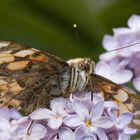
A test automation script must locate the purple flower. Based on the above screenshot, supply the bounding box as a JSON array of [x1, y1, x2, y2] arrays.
[[0, 108, 21, 121], [0, 92, 137, 140], [58, 127, 75, 140], [13, 123, 47, 140], [64, 100, 114, 140], [74, 126, 98, 140], [0, 108, 48, 140], [30, 98, 69, 130], [0, 118, 13, 140], [0, 108, 22, 140], [95, 60, 133, 84], [115, 112, 133, 129], [96, 14, 140, 91], [106, 111, 136, 139]]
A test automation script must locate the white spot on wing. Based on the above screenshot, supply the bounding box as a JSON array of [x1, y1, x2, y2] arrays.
[[14, 49, 35, 57], [31, 48, 39, 51], [0, 42, 10, 48]]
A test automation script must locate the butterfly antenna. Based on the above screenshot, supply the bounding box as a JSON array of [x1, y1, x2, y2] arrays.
[[92, 41, 140, 59], [103, 41, 140, 54], [73, 24, 81, 43]]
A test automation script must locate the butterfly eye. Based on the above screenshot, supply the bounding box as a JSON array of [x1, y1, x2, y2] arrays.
[[85, 62, 90, 69], [78, 63, 85, 70]]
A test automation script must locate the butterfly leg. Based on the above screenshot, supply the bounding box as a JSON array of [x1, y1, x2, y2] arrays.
[[89, 76, 94, 101], [70, 67, 79, 92], [81, 74, 90, 91], [27, 120, 34, 135]]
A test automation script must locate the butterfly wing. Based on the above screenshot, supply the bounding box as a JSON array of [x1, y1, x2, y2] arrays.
[[86, 73, 140, 114], [0, 41, 69, 114]]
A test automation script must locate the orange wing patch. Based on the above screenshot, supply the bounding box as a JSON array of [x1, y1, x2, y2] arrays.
[[0, 53, 15, 64], [28, 53, 49, 62], [8, 81, 23, 93], [7, 61, 30, 70], [100, 83, 129, 102], [0, 79, 8, 92]]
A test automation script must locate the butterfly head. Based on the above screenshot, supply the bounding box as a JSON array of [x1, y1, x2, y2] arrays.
[[67, 58, 95, 74], [77, 58, 95, 74], [67, 58, 95, 91]]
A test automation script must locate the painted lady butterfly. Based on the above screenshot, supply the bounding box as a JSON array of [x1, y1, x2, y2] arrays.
[[0, 41, 140, 119]]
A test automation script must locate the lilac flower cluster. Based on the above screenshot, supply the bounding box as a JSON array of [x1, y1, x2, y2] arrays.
[[0, 93, 136, 140], [95, 14, 140, 91]]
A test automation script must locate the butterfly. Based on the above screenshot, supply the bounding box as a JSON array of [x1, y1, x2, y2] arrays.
[[0, 41, 140, 121]]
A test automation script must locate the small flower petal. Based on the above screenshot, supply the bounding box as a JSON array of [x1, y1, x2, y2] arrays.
[[123, 127, 137, 135], [10, 109, 22, 119], [0, 109, 10, 121], [93, 117, 114, 129], [102, 35, 117, 51], [128, 15, 140, 30], [59, 127, 75, 140], [96, 128, 108, 140], [74, 126, 91, 140], [64, 115, 83, 128], [48, 116, 63, 130], [133, 77, 140, 91], [90, 101, 104, 120], [111, 69, 133, 84], [99, 51, 118, 61], [29, 124, 47, 139], [30, 108, 52, 120], [73, 100, 89, 120], [0, 118, 11, 131], [51, 98, 67, 113], [113, 28, 130, 35], [118, 134, 131, 140], [117, 112, 133, 128], [95, 61, 111, 78], [81, 134, 97, 140], [0, 131, 11, 140]]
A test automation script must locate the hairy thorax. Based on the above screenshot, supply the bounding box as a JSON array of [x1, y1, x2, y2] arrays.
[[67, 58, 95, 92]]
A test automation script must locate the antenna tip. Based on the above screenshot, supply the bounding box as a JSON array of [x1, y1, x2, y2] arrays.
[[73, 24, 77, 29]]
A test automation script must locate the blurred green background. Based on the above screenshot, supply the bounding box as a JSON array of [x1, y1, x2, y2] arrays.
[[1, 0, 140, 62], [0, 0, 140, 139]]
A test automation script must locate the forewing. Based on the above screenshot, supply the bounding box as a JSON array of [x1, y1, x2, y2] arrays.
[[0, 41, 68, 114], [87, 73, 140, 114], [0, 41, 67, 68]]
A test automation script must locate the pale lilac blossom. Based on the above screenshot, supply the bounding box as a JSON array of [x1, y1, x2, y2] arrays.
[[58, 127, 75, 140], [0, 93, 137, 140], [64, 100, 114, 140], [95, 14, 140, 91], [0, 109, 47, 140], [30, 98, 69, 130], [95, 60, 133, 84], [13, 123, 47, 140]]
